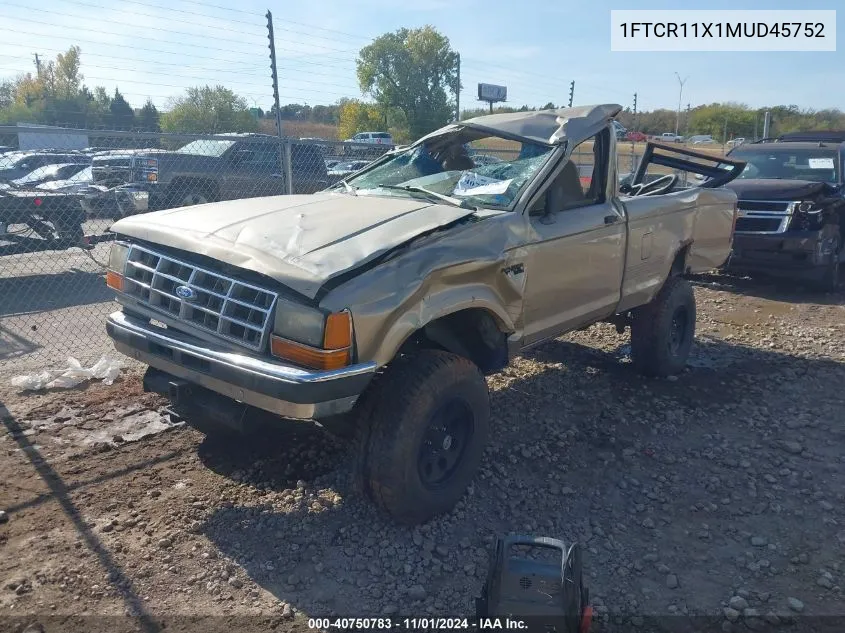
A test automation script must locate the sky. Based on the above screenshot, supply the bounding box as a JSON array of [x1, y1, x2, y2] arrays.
[[0, 0, 842, 114]]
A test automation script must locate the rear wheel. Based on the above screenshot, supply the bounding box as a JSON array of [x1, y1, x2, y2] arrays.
[[630, 276, 696, 377], [353, 349, 490, 525]]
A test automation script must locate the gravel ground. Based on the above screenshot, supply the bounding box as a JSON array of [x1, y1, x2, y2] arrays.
[[1, 274, 844, 632]]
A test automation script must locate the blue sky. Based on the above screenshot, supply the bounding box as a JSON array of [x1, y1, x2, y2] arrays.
[[0, 0, 842, 113]]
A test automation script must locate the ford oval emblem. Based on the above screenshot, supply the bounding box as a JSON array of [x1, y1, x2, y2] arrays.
[[175, 285, 197, 301]]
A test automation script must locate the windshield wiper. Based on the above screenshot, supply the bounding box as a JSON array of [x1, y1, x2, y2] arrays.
[[334, 179, 358, 195], [376, 184, 476, 210]]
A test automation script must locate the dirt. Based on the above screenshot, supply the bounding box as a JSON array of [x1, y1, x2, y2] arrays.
[[1, 273, 844, 633]]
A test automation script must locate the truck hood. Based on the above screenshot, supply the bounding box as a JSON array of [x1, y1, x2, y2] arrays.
[[110, 193, 474, 300], [726, 179, 838, 200]]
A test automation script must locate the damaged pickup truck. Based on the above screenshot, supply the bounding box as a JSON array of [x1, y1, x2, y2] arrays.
[[104, 104, 744, 525]]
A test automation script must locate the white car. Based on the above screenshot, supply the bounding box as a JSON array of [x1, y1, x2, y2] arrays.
[[726, 137, 746, 147], [688, 135, 715, 145], [345, 132, 393, 146]]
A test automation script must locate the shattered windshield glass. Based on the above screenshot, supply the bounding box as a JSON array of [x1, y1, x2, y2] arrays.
[[340, 128, 555, 210]]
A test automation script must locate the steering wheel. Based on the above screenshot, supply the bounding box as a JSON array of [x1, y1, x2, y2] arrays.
[[627, 174, 678, 197]]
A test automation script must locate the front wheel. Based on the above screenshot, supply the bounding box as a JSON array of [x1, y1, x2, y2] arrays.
[[630, 276, 696, 377], [353, 349, 490, 525], [818, 237, 841, 292]]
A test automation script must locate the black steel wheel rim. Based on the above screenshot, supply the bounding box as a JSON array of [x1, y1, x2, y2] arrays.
[[668, 305, 689, 356], [417, 398, 474, 490]]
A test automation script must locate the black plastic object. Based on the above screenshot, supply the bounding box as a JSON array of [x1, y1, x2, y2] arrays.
[[476, 535, 592, 633]]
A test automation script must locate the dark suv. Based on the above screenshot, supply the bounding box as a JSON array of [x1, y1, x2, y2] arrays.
[[725, 131, 845, 290], [115, 134, 329, 215]]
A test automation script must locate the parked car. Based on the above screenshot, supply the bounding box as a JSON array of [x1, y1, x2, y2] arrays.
[[658, 132, 684, 143], [113, 134, 330, 215], [688, 135, 716, 145], [327, 160, 371, 181], [35, 166, 93, 193], [103, 103, 744, 525], [91, 148, 166, 189], [625, 131, 647, 143], [725, 134, 845, 289], [2, 162, 90, 190], [726, 137, 746, 148], [0, 152, 90, 182], [345, 131, 393, 146]]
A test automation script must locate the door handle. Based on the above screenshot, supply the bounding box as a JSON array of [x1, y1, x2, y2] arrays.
[[604, 214, 620, 224]]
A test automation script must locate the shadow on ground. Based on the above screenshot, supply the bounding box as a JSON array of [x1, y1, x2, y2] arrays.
[[691, 271, 844, 306], [0, 268, 112, 317], [198, 332, 845, 619]]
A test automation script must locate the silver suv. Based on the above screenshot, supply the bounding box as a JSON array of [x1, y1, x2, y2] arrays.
[[346, 131, 393, 145]]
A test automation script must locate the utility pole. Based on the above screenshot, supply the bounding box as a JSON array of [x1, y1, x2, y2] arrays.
[[568, 81, 575, 108], [455, 53, 461, 123], [633, 92, 637, 130], [266, 11, 290, 193], [685, 103, 691, 136], [762, 110, 771, 138], [34, 53, 42, 77], [674, 72, 688, 136]]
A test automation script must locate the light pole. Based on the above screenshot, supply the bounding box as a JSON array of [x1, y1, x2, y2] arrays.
[[674, 72, 688, 136]]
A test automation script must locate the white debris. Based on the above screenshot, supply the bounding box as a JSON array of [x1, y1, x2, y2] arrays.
[[10, 356, 123, 391]]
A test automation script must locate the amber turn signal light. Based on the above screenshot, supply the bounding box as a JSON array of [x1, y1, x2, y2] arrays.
[[270, 335, 350, 371], [323, 311, 352, 350], [105, 271, 124, 291]]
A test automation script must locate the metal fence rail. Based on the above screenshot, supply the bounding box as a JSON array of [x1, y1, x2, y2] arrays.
[[0, 125, 640, 374]]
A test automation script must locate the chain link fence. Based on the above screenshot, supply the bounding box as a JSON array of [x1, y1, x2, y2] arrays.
[[0, 124, 640, 375]]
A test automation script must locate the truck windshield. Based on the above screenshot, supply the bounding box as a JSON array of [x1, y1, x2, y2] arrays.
[[176, 140, 236, 157], [338, 129, 554, 210], [730, 148, 839, 184]]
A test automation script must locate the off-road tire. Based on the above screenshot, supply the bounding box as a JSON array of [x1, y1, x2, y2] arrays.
[[630, 276, 696, 377], [352, 349, 490, 525]]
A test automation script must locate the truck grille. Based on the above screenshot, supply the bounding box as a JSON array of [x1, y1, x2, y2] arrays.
[[122, 244, 277, 351], [735, 200, 796, 234]]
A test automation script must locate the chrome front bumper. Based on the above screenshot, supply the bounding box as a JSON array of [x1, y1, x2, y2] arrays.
[[106, 310, 377, 420]]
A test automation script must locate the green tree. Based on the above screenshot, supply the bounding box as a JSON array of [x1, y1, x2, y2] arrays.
[[135, 99, 160, 132], [109, 88, 135, 129], [356, 25, 458, 139], [160, 85, 257, 133]]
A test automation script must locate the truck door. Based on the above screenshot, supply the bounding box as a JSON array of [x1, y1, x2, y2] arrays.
[[522, 130, 626, 345]]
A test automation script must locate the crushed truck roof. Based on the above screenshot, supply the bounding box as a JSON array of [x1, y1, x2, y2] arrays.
[[458, 103, 624, 147]]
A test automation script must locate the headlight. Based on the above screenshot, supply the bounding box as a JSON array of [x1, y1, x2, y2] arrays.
[[273, 298, 326, 348], [271, 301, 353, 370], [105, 241, 130, 291], [798, 201, 819, 213]]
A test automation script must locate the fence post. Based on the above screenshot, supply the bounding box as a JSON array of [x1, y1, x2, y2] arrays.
[[284, 141, 293, 195]]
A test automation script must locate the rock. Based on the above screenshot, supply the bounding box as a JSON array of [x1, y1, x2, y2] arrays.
[[787, 597, 804, 613], [383, 605, 398, 615], [763, 613, 780, 626], [102, 523, 114, 533], [781, 441, 802, 455], [157, 538, 172, 549], [227, 577, 243, 589], [22, 624, 44, 633], [743, 608, 760, 618], [817, 576, 833, 589], [820, 501, 834, 512], [0, 511, 8, 524], [729, 596, 749, 610], [750, 536, 767, 547], [723, 608, 740, 622], [642, 518, 655, 529], [407, 585, 427, 601], [282, 603, 293, 619], [666, 574, 679, 589]]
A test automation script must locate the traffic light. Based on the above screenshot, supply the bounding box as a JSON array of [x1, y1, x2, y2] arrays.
[[568, 81, 575, 108]]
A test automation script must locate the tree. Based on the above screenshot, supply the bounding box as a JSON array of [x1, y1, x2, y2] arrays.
[[54, 46, 83, 100], [338, 99, 383, 140], [109, 88, 135, 129], [160, 85, 257, 133], [356, 26, 458, 139]]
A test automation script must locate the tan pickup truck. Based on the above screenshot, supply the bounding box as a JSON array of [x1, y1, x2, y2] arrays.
[[104, 104, 745, 525]]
